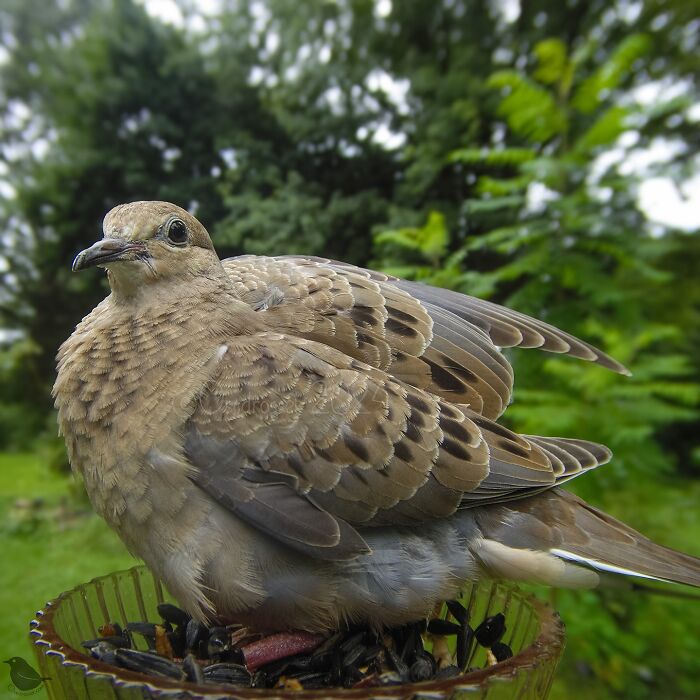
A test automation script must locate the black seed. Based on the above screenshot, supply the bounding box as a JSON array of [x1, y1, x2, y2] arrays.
[[157, 603, 190, 627], [257, 656, 292, 679], [410, 654, 434, 682], [475, 613, 506, 647], [294, 671, 330, 688], [339, 630, 366, 654], [491, 642, 513, 662], [82, 635, 130, 649], [115, 648, 184, 680], [262, 653, 314, 676], [126, 621, 157, 637], [310, 631, 344, 665], [88, 605, 513, 690], [446, 599, 468, 625], [435, 665, 461, 680], [125, 622, 156, 650], [286, 654, 316, 672], [457, 624, 474, 670], [361, 644, 384, 665], [203, 661, 251, 685], [250, 670, 268, 687], [427, 618, 462, 635], [167, 627, 186, 658], [183, 653, 204, 684], [342, 643, 365, 669], [400, 626, 418, 662], [89, 641, 118, 664], [386, 647, 409, 680], [185, 618, 207, 651], [208, 628, 230, 659]]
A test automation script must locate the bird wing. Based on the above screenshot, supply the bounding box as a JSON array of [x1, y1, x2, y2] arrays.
[[222, 255, 628, 421], [185, 333, 610, 560]]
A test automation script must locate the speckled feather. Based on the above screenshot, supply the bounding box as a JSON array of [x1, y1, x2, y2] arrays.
[[54, 201, 700, 630]]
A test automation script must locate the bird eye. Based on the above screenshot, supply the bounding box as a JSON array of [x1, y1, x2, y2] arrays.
[[166, 219, 188, 245]]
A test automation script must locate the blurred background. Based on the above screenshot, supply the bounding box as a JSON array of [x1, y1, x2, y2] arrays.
[[0, 0, 699, 697]]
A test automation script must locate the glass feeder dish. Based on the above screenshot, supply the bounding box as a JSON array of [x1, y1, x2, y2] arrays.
[[31, 565, 565, 699]]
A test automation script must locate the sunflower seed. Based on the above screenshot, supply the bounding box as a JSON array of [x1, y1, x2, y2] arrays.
[[203, 661, 251, 685], [185, 618, 207, 652], [446, 599, 468, 626], [409, 653, 434, 682], [457, 624, 474, 670], [115, 648, 184, 680], [491, 641, 513, 662], [182, 653, 204, 684], [156, 603, 190, 628], [427, 618, 462, 635], [81, 635, 130, 649], [474, 613, 506, 647]]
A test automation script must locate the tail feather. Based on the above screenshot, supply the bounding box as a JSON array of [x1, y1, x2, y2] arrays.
[[474, 487, 700, 589], [548, 496, 700, 588]]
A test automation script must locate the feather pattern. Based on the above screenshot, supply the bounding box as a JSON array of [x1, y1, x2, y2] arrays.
[[53, 202, 700, 630]]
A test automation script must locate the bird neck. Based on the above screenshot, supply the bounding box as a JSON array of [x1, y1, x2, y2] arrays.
[[53, 269, 262, 513]]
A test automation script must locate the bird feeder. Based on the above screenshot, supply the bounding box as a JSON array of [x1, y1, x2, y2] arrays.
[[30, 565, 564, 699]]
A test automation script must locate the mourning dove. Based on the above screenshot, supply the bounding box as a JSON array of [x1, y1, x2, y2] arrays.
[[54, 201, 700, 631]]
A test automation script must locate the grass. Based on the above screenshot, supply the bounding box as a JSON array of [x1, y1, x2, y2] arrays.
[[1, 452, 699, 699], [0, 453, 133, 699]]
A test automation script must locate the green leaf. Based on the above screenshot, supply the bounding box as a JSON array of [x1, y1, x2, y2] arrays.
[[447, 147, 537, 166], [488, 70, 568, 142], [375, 211, 449, 261], [462, 195, 524, 215], [572, 34, 651, 113], [533, 38, 572, 92], [575, 106, 630, 151], [475, 175, 531, 196]]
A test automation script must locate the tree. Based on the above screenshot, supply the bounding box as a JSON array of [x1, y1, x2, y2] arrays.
[[373, 29, 700, 698], [0, 0, 241, 445]]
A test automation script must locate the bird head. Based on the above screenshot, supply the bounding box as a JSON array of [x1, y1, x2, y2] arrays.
[[72, 201, 220, 295], [4, 657, 21, 666]]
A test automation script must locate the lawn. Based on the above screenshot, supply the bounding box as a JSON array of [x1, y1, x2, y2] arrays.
[[0, 453, 133, 700], [1, 452, 699, 699]]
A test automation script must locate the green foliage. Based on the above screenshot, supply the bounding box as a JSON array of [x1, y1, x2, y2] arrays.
[[0, 452, 133, 693], [374, 26, 700, 697], [488, 70, 568, 142], [0, 1, 699, 697], [572, 34, 652, 113], [375, 211, 449, 263]]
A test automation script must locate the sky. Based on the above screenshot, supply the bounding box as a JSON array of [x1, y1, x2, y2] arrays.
[[137, 0, 700, 233]]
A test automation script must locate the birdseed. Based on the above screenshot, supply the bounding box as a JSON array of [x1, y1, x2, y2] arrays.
[[83, 600, 513, 690]]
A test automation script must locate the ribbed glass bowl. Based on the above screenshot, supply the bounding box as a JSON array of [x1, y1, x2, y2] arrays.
[[30, 565, 564, 699]]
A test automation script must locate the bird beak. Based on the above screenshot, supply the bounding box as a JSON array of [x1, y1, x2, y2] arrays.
[[72, 238, 148, 271]]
